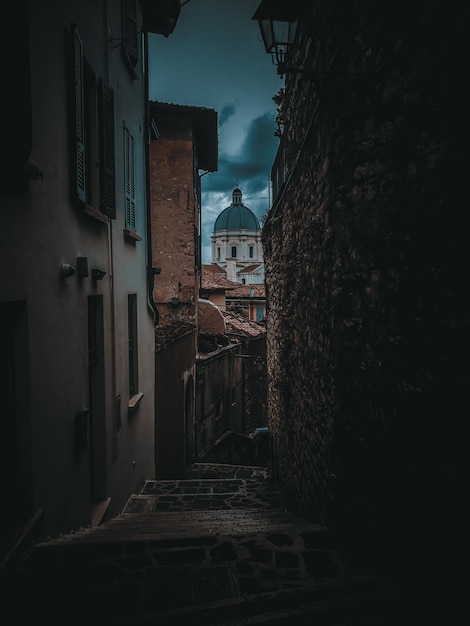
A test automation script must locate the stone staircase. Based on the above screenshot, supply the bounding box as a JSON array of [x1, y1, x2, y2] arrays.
[[3, 464, 403, 624]]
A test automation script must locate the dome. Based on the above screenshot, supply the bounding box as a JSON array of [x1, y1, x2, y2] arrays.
[[213, 188, 260, 232]]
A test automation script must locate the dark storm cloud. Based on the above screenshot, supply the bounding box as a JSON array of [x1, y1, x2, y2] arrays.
[[219, 104, 237, 127], [204, 112, 278, 196], [200, 112, 278, 261]]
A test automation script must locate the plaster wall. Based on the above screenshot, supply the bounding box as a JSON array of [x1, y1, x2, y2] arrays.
[[0, 0, 156, 540]]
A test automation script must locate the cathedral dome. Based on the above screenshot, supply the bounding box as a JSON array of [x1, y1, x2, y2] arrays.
[[213, 188, 260, 232]]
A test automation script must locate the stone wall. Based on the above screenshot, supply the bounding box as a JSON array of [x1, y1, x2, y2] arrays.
[[263, 1, 462, 553]]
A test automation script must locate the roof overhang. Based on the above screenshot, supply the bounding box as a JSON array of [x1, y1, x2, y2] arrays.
[[141, 0, 181, 37], [150, 101, 218, 172]]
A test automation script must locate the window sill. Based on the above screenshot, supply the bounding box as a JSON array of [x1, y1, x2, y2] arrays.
[[124, 228, 142, 242], [86, 204, 109, 224], [128, 392, 144, 410]]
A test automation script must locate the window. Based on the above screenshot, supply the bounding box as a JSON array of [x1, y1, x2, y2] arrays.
[[121, 0, 139, 79], [128, 294, 138, 398], [124, 125, 136, 232], [231, 246, 237, 258], [71, 25, 116, 220], [217, 247, 221, 260], [249, 246, 254, 258]]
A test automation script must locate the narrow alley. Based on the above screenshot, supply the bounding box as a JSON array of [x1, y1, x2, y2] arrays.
[[2, 462, 403, 625]]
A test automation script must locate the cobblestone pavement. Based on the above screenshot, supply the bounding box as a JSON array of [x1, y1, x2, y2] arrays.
[[3, 463, 402, 624]]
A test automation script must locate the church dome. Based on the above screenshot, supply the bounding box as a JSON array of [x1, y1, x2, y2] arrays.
[[213, 188, 260, 232]]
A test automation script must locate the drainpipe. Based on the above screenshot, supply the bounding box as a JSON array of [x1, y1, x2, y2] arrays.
[[143, 29, 159, 324]]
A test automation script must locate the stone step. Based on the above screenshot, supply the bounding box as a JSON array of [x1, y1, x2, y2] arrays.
[[36, 508, 329, 544]]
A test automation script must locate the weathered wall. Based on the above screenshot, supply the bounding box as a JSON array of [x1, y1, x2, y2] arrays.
[[195, 348, 244, 458], [263, 1, 462, 560], [149, 108, 198, 325], [195, 331, 267, 461], [155, 330, 196, 479]]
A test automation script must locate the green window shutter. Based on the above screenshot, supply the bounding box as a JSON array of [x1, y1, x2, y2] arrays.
[[121, 0, 138, 75], [73, 25, 86, 204], [124, 126, 136, 231], [99, 80, 116, 218]]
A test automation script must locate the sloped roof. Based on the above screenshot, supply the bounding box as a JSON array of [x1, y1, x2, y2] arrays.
[[202, 263, 225, 275], [154, 321, 196, 351], [226, 284, 266, 298], [149, 101, 218, 172], [222, 310, 266, 338], [238, 263, 264, 274], [201, 265, 238, 291]]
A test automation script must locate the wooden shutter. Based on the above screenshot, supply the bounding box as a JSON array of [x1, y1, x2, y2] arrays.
[[124, 126, 136, 231], [99, 80, 116, 218], [122, 0, 138, 74], [73, 26, 86, 204]]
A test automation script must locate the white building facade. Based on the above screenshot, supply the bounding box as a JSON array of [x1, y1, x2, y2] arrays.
[[211, 187, 264, 284]]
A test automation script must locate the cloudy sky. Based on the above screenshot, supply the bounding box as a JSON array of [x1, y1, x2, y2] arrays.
[[148, 0, 283, 263]]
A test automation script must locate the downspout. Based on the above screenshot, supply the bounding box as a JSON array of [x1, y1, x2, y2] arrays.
[[143, 29, 159, 324], [103, 1, 118, 458]]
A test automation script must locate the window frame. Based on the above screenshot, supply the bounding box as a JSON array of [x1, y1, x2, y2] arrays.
[[124, 124, 138, 236], [121, 0, 139, 79], [70, 24, 116, 220]]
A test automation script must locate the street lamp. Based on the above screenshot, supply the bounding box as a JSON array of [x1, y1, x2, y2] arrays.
[[252, 1, 355, 80], [252, 0, 300, 74]]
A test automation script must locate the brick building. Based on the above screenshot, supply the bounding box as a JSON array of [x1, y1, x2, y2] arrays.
[[148, 101, 217, 477]]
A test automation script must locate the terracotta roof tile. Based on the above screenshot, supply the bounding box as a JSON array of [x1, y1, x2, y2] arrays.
[[201, 265, 238, 290], [226, 284, 265, 298], [154, 321, 196, 350], [222, 310, 266, 338], [238, 263, 264, 273]]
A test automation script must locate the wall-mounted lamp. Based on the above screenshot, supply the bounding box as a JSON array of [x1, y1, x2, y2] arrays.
[[92, 269, 107, 281], [253, 1, 355, 79], [252, 1, 299, 74], [61, 263, 76, 278]]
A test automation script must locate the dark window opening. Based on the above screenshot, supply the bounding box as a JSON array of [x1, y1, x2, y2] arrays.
[[128, 294, 138, 397]]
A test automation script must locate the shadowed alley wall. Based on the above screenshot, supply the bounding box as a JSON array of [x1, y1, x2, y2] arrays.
[[262, 1, 462, 579]]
